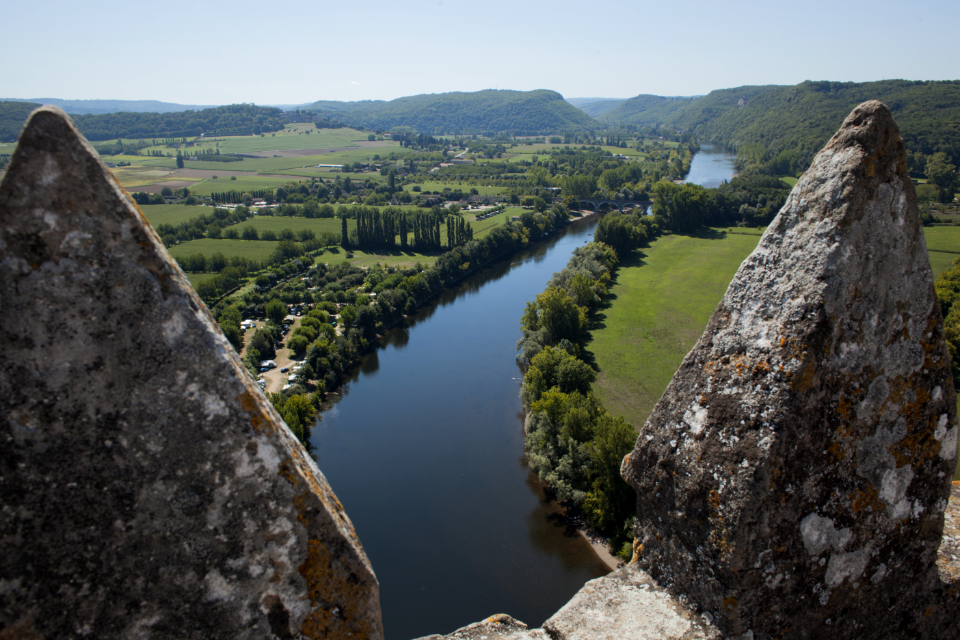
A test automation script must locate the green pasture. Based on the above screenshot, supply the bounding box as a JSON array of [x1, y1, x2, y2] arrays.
[[187, 175, 298, 196], [467, 210, 512, 239], [597, 145, 646, 158], [587, 225, 960, 430], [139, 204, 206, 226], [923, 226, 960, 254], [407, 182, 505, 195], [330, 248, 440, 270], [585, 231, 762, 428], [168, 239, 279, 262], [185, 272, 219, 288], [779, 176, 799, 187], [237, 217, 345, 236]]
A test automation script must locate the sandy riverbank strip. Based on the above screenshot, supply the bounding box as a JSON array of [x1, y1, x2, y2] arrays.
[[578, 530, 622, 571]]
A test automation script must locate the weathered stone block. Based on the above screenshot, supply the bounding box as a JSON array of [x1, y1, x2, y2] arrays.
[[622, 101, 960, 638], [0, 107, 383, 638]]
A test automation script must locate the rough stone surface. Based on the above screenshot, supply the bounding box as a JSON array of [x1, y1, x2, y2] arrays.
[[937, 482, 960, 582], [542, 564, 719, 640], [0, 107, 383, 638], [622, 100, 960, 638], [418, 565, 718, 640]]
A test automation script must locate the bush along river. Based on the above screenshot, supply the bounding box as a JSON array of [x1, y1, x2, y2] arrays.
[[311, 215, 610, 639]]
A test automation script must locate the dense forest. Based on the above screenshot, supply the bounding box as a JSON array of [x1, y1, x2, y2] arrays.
[[600, 80, 960, 174], [0, 103, 287, 142], [564, 98, 626, 118], [0, 98, 215, 115], [305, 90, 598, 136], [0, 101, 42, 142]]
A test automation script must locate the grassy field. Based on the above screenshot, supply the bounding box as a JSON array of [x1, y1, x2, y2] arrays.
[[406, 182, 506, 195], [168, 239, 279, 262], [923, 226, 960, 253], [187, 175, 305, 196], [139, 204, 206, 226], [586, 232, 761, 429], [185, 272, 219, 288], [780, 176, 799, 187], [588, 226, 960, 457]]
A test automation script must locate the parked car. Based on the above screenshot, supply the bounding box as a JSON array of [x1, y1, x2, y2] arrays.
[[281, 367, 289, 373]]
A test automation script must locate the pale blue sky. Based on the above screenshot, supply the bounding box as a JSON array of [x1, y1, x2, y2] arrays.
[[4, 0, 957, 105]]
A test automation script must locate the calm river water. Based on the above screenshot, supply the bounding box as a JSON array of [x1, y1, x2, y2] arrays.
[[312, 218, 610, 639], [312, 147, 737, 638], [685, 143, 737, 188]]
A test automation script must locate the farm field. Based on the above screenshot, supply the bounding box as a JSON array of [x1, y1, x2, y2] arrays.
[[923, 225, 960, 254], [185, 272, 219, 288], [168, 239, 279, 263], [588, 225, 960, 432], [586, 231, 761, 430], [188, 175, 307, 196], [406, 182, 506, 195], [139, 204, 207, 226]]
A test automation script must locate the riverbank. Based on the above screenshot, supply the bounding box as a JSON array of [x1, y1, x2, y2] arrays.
[[312, 215, 610, 639]]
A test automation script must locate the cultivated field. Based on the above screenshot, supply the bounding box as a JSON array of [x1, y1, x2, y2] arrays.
[[139, 204, 207, 226], [587, 225, 960, 472], [406, 182, 506, 195], [168, 239, 279, 262], [586, 231, 761, 429]]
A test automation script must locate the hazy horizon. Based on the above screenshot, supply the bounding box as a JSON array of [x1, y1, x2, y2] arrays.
[[4, 0, 958, 105]]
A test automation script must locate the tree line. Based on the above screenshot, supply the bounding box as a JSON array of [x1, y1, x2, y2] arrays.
[[517, 211, 659, 559]]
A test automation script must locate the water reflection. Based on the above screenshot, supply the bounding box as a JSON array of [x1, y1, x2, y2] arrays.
[[311, 216, 608, 639], [686, 143, 738, 188]]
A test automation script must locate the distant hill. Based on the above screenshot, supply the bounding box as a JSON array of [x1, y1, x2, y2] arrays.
[[0, 103, 287, 142], [601, 80, 960, 168], [599, 93, 712, 127], [565, 97, 626, 118], [0, 101, 42, 142], [0, 98, 217, 115], [304, 89, 598, 134]]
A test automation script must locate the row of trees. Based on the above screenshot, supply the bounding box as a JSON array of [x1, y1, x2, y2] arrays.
[[516, 228, 656, 557], [210, 189, 274, 204]]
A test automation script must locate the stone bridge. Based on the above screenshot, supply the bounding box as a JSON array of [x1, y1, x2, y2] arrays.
[[575, 198, 651, 212]]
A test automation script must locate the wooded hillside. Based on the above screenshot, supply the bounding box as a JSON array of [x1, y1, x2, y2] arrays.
[[306, 90, 598, 135], [601, 80, 960, 169]]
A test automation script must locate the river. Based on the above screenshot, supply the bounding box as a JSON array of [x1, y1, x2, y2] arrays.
[[312, 218, 610, 639], [311, 148, 737, 638], [685, 143, 737, 188]]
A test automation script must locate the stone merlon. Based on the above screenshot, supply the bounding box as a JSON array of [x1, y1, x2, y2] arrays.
[[0, 107, 383, 639]]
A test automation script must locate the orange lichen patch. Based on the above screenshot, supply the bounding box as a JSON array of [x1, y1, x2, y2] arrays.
[[723, 597, 739, 613], [889, 404, 939, 469], [953, 481, 960, 487], [753, 360, 772, 376], [298, 540, 376, 640], [835, 397, 854, 422], [632, 539, 643, 564], [790, 356, 818, 393], [486, 614, 514, 625], [828, 441, 847, 462], [238, 391, 274, 434], [851, 486, 883, 514]]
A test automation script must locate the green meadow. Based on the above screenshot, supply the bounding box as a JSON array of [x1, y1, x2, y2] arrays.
[[407, 182, 506, 195], [168, 239, 279, 262], [586, 232, 761, 429], [587, 225, 960, 431], [187, 176, 305, 196], [139, 204, 206, 226]]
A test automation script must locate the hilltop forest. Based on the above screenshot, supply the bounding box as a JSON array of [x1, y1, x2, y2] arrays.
[[0, 103, 286, 142], [599, 80, 960, 175], [304, 90, 597, 136]]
